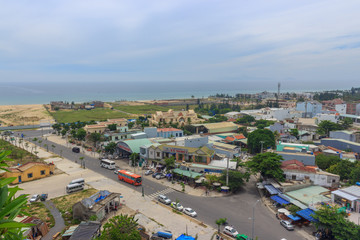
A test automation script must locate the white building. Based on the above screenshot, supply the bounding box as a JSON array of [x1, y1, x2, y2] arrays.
[[314, 113, 340, 124], [335, 104, 347, 114]]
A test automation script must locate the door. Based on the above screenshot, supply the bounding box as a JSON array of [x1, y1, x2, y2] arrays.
[[18, 176, 22, 183]]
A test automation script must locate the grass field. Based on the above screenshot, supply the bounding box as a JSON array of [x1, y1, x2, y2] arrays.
[[52, 188, 98, 225], [50, 108, 130, 123], [112, 104, 197, 114]]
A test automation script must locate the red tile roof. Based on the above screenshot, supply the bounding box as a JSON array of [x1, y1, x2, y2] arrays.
[[157, 128, 181, 132], [281, 160, 316, 173], [225, 136, 235, 142], [234, 134, 246, 140]]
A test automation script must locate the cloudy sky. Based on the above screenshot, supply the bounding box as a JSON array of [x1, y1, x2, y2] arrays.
[[0, 0, 359, 90]]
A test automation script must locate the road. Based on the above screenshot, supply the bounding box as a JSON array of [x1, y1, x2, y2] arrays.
[[18, 129, 304, 240]]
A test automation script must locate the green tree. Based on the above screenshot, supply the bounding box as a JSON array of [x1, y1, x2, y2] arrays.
[[164, 156, 175, 172], [316, 120, 342, 137], [235, 115, 255, 125], [339, 117, 353, 129], [315, 154, 340, 170], [289, 129, 299, 139], [247, 152, 285, 181], [61, 129, 67, 137], [130, 153, 139, 167], [89, 132, 101, 147], [327, 159, 355, 180], [108, 124, 117, 131], [128, 122, 135, 129], [312, 205, 360, 240], [97, 214, 141, 240], [76, 128, 87, 141], [215, 218, 227, 234], [105, 142, 117, 154], [219, 170, 250, 193], [247, 129, 275, 154], [0, 151, 32, 239], [350, 165, 360, 184]]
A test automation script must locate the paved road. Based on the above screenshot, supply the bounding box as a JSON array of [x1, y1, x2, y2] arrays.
[[19, 129, 304, 240], [43, 201, 65, 240]]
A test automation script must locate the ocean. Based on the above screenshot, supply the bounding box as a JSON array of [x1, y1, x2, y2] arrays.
[[0, 81, 341, 105]]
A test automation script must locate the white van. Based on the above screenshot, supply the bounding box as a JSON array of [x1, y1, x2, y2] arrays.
[[100, 159, 116, 170], [69, 178, 85, 186], [66, 183, 84, 193]]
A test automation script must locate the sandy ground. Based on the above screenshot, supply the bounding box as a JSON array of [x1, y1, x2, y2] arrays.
[[0, 104, 54, 126]]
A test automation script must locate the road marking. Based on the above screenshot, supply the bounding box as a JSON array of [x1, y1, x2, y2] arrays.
[[147, 188, 175, 200]]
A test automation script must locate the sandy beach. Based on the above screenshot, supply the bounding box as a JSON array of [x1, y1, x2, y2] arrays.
[[0, 104, 54, 126]]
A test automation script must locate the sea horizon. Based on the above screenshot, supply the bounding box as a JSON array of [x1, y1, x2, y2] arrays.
[[0, 81, 351, 106]]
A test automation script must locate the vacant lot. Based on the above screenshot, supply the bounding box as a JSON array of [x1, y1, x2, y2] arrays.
[[0, 104, 54, 126], [25, 201, 55, 228], [112, 103, 197, 115], [50, 109, 130, 123], [52, 188, 98, 225]]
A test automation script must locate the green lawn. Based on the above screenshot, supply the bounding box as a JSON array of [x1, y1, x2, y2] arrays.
[[112, 104, 197, 114], [50, 109, 130, 123]]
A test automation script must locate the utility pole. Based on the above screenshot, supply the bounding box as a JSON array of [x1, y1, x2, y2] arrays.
[[260, 141, 264, 153], [226, 157, 229, 186], [142, 168, 144, 197]]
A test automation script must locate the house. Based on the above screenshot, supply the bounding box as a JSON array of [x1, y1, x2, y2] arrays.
[[281, 160, 340, 188], [157, 128, 183, 138], [2, 162, 55, 184], [224, 111, 243, 119], [331, 185, 360, 212], [15, 215, 49, 240], [314, 113, 340, 124], [72, 190, 121, 221], [69, 221, 101, 240], [84, 118, 128, 134], [191, 122, 238, 134], [277, 151, 316, 166], [84, 124, 108, 134], [149, 109, 203, 127], [335, 104, 347, 114], [296, 101, 323, 118]]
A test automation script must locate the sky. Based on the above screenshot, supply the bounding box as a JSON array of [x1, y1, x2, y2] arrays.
[[0, 0, 360, 90]]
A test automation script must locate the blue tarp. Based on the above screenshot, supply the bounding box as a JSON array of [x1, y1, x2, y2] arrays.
[[296, 208, 318, 222], [287, 214, 301, 221], [270, 195, 290, 205], [176, 235, 196, 240], [264, 185, 282, 195]]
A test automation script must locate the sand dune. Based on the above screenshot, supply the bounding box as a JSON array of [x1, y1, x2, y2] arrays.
[[0, 104, 54, 126]]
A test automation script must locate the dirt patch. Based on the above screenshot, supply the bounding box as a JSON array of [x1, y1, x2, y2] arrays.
[[0, 104, 54, 126], [24, 201, 55, 228]]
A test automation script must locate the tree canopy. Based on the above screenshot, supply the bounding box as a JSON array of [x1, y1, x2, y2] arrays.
[[76, 128, 87, 141], [247, 152, 284, 181], [219, 170, 250, 193], [327, 159, 356, 180], [315, 154, 340, 171], [235, 115, 255, 125], [105, 142, 117, 154], [247, 129, 275, 154], [97, 214, 141, 240], [316, 120, 342, 136]]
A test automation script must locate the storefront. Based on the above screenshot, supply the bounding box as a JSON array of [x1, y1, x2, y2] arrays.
[[332, 186, 360, 212]]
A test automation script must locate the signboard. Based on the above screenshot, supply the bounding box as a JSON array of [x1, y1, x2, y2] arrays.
[[204, 169, 223, 173], [163, 146, 188, 155], [117, 143, 132, 153]]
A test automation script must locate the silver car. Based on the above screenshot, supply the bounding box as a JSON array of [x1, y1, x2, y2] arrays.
[[158, 195, 171, 205], [280, 220, 294, 231]]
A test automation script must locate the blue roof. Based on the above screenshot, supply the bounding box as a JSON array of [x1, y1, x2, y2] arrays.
[[271, 195, 290, 205], [176, 235, 196, 240], [264, 185, 282, 195], [296, 208, 318, 222], [287, 214, 301, 221]]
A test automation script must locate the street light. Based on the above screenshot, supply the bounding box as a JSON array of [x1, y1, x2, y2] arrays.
[[251, 199, 260, 240]]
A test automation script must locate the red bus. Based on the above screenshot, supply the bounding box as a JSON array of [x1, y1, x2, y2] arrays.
[[117, 170, 142, 186]]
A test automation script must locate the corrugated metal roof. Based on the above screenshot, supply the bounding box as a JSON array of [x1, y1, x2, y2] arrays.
[[121, 139, 153, 153], [332, 189, 359, 201], [172, 169, 202, 178], [285, 186, 330, 205]]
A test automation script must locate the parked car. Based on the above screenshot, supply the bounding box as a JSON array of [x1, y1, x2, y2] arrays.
[[72, 147, 80, 153], [150, 231, 173, 240], [171, 202, 184, 211], [152, 172, 161, 178], [280, 220, 294, 231], [29, 194, 40, 203], [224, 226, 239, 237], [183, 208, 197, 217], [114, 168, 120, 174], [235, 234, 251, 240], [156, 173, 166, 179], [145, 170, 154, 175], [40, 194, 48, 201], [158, 195, 171, 205]]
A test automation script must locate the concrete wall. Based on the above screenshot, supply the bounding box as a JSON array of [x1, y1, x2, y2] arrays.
[[283, 171, 339, 188], [278, 152, 316, 166], [335, 104, 347, 114], [329, 131, 356, 142], [296, 102, 322, 118], [321, 139, 360, 152], [184, 136, 208, 148], [144, 127, 157, 138]]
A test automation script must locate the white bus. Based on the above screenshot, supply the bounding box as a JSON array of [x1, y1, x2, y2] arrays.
[[69, 178, 85, 186], [66, 183, 84, 193], [100, 159, 116, 170]]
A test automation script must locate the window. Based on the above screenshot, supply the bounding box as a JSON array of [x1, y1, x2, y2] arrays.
[[40, 170, 45, 175], [292, 175, 296, 180], [27, 173, 33, 178], [156, 152, 160, 157]]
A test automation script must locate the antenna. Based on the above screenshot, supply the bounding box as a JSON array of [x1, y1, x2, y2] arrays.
[[277, 82, 280, 100]]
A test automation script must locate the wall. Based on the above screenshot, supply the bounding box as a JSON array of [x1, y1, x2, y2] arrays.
[[144, 127, 157, 138], [296, 102, 322, 118], [284, 171, 339, 188], [184, 136, 208, 148], [335, 104, 347, 114], [329, 131, 356, 142], [321, 139, 360, 152], [278, 152, 316, 166], [5, 164, 54, 184]]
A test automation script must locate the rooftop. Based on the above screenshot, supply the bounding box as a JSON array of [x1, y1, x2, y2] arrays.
[[157, 128, 182, 132], [285, 186, 330, 205]]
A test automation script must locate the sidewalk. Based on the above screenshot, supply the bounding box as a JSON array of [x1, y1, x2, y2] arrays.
[[11, 137, 217, 239]]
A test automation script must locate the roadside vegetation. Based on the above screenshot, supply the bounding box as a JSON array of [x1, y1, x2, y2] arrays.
[[24, 202, 55, 228], [52, 188, 98, 226], [50, 108, 130, 123], [111, 103, 196, 114], [0, 139, 41, 166]]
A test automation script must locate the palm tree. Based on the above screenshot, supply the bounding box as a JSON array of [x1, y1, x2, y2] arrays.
[[215, 218, 227, 233]]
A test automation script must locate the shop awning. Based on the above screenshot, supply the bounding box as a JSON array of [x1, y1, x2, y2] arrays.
[[271, 195, 290, 205], [264, 185, 282, 195], [172, 169, 203, 179], [296, 208, 318, 222], [287, 214, 301, 221], [332, 190, 359, 201]]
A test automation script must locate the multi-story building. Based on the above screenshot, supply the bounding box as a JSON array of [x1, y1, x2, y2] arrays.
[[149, 109, 203, 127], [296, 101, 323, 118]]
